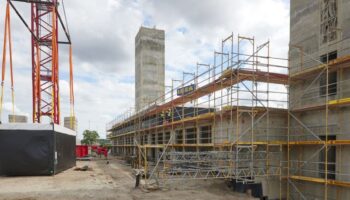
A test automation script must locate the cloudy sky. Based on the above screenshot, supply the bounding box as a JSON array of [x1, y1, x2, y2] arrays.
[[0, 0, 289, 139]]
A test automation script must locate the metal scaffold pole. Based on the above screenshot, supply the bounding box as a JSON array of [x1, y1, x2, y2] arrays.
[[108, 33, 289, 194]]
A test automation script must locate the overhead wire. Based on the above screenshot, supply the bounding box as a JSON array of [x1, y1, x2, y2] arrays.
[[62, 0, 70, 35]]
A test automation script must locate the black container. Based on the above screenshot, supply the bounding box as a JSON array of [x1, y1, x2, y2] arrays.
[[229, 179, 264, 198], [0, 123, 76, 176]]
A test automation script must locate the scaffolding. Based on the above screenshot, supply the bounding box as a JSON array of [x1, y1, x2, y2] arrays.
[[286, 40, 350, 199], [107, 33, 350, 199], [105, 25, 350, 200], [107, 34, 289, 198]]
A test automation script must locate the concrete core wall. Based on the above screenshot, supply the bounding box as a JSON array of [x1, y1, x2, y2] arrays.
[[290, 0, 350, 74], [135, 26, 165, 111]]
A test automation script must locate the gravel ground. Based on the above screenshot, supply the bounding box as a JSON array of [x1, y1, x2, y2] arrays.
[[0, 158, 255, 200]]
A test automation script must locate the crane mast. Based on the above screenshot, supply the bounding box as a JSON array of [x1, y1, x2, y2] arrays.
[[4, 0, 73, 124], [31, 1, 60, 123]]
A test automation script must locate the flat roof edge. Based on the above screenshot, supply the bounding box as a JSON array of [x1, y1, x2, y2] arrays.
[[0, 123, 76, 136]]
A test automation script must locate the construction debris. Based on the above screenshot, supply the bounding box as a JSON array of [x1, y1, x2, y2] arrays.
[[74, 165, 92, 171]]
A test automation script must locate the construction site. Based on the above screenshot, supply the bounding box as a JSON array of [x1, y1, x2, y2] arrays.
[[106, 0, 350, 199], [1, 0, 350, 200]]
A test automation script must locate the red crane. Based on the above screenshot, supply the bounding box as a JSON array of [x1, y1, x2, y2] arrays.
[[1, 0, 74, 124]]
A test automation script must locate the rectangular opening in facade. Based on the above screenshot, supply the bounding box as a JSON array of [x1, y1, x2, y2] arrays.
[[164, 132, 170, 144], [186, 127, 197, 144], [157, 132, 163, 144], [319, 135, 336, 180], [140, 135, 144, 145], [320, 71, 337, 96], [320, 51, 337, 63], [200, 125, 212, 143], [175, 130, 183, 144], [151, 133, 156, 144], [151, 149, 156, 161], [126, 136, 130, 145]]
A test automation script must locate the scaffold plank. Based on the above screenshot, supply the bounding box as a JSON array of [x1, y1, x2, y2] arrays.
[[328, 97, 350, 106], [290, 55, 350, 79], [291, 97, 350, 112], [290, 175, 350, 188], [288, 140, 350, 145], [146, 69, 288, 116]]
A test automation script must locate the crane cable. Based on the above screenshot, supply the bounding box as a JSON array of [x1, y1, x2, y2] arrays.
[[69, 45, 75, 129], [8, 1, 15, 120], [62, 0, 75, 129], [62, 0, 70, 35], [0, 2, 15, 122], [51, 5, 59, 123]]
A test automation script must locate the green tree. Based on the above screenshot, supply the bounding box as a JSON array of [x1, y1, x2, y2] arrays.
[[98, 139, 111, 147], [81, 130, 99, 145], [99, 139, 112, 150]]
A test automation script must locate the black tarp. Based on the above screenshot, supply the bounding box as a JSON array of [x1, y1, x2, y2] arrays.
[[0, 123, 76, 176], [54, 129, 76, 174]]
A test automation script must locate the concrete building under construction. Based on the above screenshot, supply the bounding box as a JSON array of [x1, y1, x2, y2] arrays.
[[107, 1, 350, 199]]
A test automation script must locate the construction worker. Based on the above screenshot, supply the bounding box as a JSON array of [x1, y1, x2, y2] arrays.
[[166, 108, 172, 122]]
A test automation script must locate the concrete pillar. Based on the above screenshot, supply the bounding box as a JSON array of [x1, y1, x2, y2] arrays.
[[64, 116, 77, 131]]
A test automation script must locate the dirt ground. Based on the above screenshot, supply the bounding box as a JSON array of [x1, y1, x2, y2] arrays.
[[0, 158, 256, 200]]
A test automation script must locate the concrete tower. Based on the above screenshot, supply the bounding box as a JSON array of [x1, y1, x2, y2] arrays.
[[135, 26, 165, 111]]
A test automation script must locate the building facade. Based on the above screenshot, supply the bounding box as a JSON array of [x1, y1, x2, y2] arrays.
[[109, 33, 289, 199], [288, 0, 350, 199], [107, 1, 350, 199]]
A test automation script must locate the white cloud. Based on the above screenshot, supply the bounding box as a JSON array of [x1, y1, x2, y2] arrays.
[[0, 0, 290, 139]]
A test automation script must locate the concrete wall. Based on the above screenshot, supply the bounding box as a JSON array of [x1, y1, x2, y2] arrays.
[[8, 115, 28, 123], [135, 27, 165, 111], [290, 0, 350, 108], [213, 111, 287, 199], [213, 112, 288, 143], [290, 0, 350, 74], [290, 0, 350, 198], [64, 116, 77, 131]]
